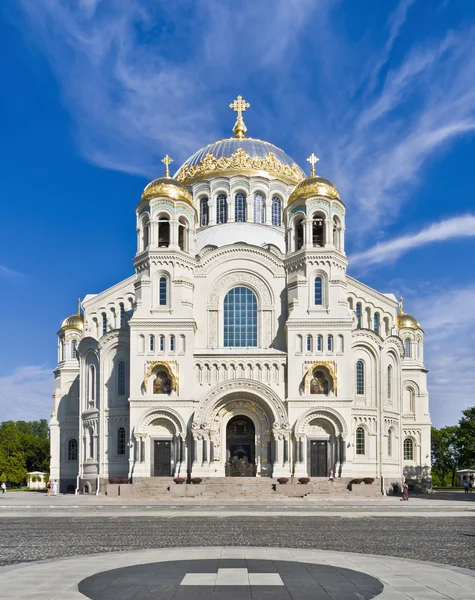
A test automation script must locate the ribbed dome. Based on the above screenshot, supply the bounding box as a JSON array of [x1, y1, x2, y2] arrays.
[[61, 313, 84, 332], [141, 177, 193, 206], [397, 312, 421, 330], [175, 138, 305, 184], [288, 175, 340, 204]]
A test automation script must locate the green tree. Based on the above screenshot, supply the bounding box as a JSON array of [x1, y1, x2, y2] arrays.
[[431, 426, 461, 487], [0, 420, 50, 484], [458, 407, 475, 468]]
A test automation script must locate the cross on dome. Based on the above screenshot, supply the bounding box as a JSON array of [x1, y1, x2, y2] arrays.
[[307, 153, 319, 177], [161, 154, 174, 177], [229, 95, 250, 139]]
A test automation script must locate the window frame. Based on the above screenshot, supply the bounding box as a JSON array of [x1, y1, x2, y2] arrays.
[[234, 192, 247, 222], [403, 438, 414, 460], [223, 286, 258, 348], [68, 438, 78, 461], [253, 192, 265, 224], [356, 360, 365, 395], [271, 196, 282, 226], [118, 361, 126, 396], [200, 196, 209, 227], [355, 427, 365, 455], [216, 194, 228, 224], [117, 427, 126, 456]]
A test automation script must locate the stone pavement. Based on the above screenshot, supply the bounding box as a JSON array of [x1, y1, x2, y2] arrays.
[[0, 547, 473, 599]]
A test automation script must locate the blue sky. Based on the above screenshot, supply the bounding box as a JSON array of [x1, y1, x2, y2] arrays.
[[1, 0, 474, 428]]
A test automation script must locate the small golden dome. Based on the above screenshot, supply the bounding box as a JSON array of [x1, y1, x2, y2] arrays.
[[61, 313, 84, 331], [288, 175, 340, 205], [141, 177, 193, 206], [397, 312, 420, 330]]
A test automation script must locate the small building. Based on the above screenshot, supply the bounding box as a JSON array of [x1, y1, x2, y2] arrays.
[[456, 468, 475, 486], [27, 471, 46, 490]]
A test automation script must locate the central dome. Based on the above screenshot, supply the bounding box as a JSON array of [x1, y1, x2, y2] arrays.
[[175, 138, 305, 185]]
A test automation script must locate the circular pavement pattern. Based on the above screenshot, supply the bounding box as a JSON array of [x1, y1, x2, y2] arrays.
[[78, 558, 384, 599]]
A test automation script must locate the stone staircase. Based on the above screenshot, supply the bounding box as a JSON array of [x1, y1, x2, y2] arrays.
[[105, 476, 381, 500]]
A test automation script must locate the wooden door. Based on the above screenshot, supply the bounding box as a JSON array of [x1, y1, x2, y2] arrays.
[[310, 440, 328, 477], [153, 440, 171, 476]]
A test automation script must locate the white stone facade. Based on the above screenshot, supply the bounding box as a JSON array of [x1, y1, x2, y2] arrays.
[[50, 134, 431, 494]]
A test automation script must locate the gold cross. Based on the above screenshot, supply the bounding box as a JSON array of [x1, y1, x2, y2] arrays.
[[229, 95, 250, 138], [307, 153, 319, 177], [161, 154, 174, 177], [399, 296, 404, 314]]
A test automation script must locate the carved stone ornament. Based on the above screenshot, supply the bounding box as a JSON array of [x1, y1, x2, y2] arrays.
[[302, 361, 337, 395], [137, 410, 185, 435], [143, 361, 178, 393], [176, 147, 305, 185], [209, 272, 272, 304]]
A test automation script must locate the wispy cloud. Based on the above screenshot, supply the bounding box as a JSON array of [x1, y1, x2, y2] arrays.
[[351, 214, 475, 266], [0, 265, 23, 278], [0, 366, 52, 421], [412, 286, 475, 427]]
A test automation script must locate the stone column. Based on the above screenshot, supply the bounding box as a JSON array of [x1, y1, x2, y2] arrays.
[[182, 435, 188, 476]]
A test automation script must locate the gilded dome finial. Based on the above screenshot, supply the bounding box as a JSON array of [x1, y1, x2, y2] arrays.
[[77, 298, 81, 315], [399, 296, 404, 314], [307, 153, 320, 177], [229, 95, 250, 139], [161, 154, 174, 178]]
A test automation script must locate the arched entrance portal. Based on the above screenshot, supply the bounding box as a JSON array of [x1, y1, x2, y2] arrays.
[[226, 416, 256, 477]]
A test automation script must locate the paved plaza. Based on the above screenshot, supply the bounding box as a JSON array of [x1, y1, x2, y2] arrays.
[[0, 492, 473, 599]]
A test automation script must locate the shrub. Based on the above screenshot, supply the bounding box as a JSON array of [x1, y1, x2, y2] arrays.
[[191, 477, 202, 484], [363, 477, 374, 485], [277, 477, 289, 484], [173, 477, 185, 484], [298, 477, 310, 484], [350, 478, 363, 485]]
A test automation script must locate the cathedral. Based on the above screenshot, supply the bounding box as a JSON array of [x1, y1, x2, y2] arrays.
[[50, 97, 431, 494]]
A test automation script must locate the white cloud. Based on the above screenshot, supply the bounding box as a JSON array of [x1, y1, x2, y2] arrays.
[[351, 214, 475, 266], [412, 286, 475, 428], [0, 366, 52, 422], [0, 265, 23, 278]]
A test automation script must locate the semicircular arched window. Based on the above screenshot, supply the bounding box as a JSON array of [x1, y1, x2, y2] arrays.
[[404, 438, 414, 460], [118, 361, 126, 396], [314, 277, 323, 305], [271, 196, 282, 226], [224, 286, 257, 347], [234, 193, 247, 222], [200, 197, 209, 227], [117, 427, 126, 455], [216, 194, 228, 224], [68, 438, 78, 461], [253, 193, 265, 224], [404, 338, 411, 358], [356, 360, 365, 395]]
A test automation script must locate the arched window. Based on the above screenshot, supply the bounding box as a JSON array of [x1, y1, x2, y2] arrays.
[[200, 197, 209, 227], [333, 216, 341, 250], [317, 334, 323, 352], [338, 334, 344, 353], [295, 334, 303, 353], [388, 429, 393, 457], [253, 193, 265, 224], [404, 338, 411, 358], [159, 335, 165, 352], [404, 438, 414, 460], [88, 364, 96, 405], [159, 276, 167, 306], [373, 312, 380, 334], [68, 438, 78, 461], [314, 277, 323, 305], [178, 217, 189, 252], [117, 427, 126, 455], [216, 194, 228, 224], [138, 334, 145, 353], [142, 216, 150, 250], [271, 196, 281, 226], [119, 303, 126, 328], [102, 313, 107, 335], [306, 335, 313, 352], [71, 339, 77, 359], [356, 427, 365, 455], [158, 214, 170, 247], [294, 217, 304, 251], [312, 213, 325, 247], [234, 193, 247, 222], [224, 287, 258, 347], [149, 335, 155, 352], [179, 334, 186, 353], [170, 335, 175, 352], [355, 303, 362, 328], [118, 361, 126, 395], [327, 334, 333, 352], [387, 365, 392, 399], [356, 360, 365, 394]]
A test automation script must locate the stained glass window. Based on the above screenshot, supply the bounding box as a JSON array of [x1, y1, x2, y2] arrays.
[[118, 361, 126, 395], [117, 427, 126, 455], [216, 194, 228, 223], [271, 196, 281, 226], [253, 193, 265, 223], [356, 427, 365, 455], [315, 277, 323, 305], [224, 287, 257, 347], [356, 360, 365, 394], [404, 438, 413, 460], [235, 193, 247, 222], [159, 277, 167, 306], [200, 197, 209, 226]]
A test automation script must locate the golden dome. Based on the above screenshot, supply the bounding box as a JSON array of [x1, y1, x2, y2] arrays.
[[61, 313, 84, 332], [141, 177, 193, 206], [397, 312, 420, 330], [288, 175, 341, 205]]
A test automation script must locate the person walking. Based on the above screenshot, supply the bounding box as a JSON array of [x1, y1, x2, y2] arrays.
[[52, 480, 58, 496], [1, 482, 6, 494], [400, 483, 409, 501], [47, 480, 51, 496], [463, 480, 469, 494], [329, 469, 335, 483]]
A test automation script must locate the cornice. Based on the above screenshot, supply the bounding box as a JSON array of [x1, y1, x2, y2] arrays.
[[286, 321, 353, 329], [346, 275, 397, 310], [130, 320, 196, 329], [82, 275, 136, 311], [197, 244, 285, 272]]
